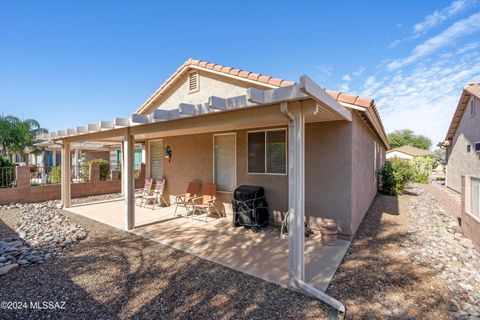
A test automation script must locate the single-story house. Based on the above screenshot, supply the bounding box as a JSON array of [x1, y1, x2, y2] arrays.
[[439, 80, 480, 250], [42, 58, 388, 297], [386, 145, 433, 160]]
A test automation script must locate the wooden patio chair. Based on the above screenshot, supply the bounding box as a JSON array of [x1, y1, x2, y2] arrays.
[[137, 178, 153, 207], [174, 181, 201, 217], [142, 179, 167, 209], [191, 182, 221, 222]]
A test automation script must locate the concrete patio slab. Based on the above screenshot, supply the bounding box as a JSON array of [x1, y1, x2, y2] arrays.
[[65, 199, 350, 292]]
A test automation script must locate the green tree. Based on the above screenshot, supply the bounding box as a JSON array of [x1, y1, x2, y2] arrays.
[[387, 129, 432, 150], [0, 115, 48, 163]]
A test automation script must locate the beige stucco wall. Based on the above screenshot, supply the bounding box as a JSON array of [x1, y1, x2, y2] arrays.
[[351, 112, 386, 235], [305, 121, 353, 235], [143, 70, 268, 114], [146, 118, 381, 238], [446, 95, 480, 192]]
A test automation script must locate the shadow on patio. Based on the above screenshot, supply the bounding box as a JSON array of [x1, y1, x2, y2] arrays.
[[66, 199, 351, 293]]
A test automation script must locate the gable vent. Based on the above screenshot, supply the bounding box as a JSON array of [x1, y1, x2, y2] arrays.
[[189, 72, 199, 92]]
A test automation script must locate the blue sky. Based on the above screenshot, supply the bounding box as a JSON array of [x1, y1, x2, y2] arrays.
[[1, 0, 480, 146]]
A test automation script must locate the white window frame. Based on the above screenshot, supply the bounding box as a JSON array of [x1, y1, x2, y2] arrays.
[[475, 141, 480, 153], [246, 128, 288, 176], [213, 133, 237, 193]]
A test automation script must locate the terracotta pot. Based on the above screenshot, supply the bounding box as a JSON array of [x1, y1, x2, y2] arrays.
[[320, 219, 337, 246]]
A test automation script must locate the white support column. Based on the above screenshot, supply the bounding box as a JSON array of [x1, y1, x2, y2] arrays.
[[123, 130, 135, 230], [74, 148, 79, 180], [61, 141, 71, 208], [120, 143, 125, 196], [281, 102, 306, 288], [52, 150, 57, 167], [145, 140, 151, 178]]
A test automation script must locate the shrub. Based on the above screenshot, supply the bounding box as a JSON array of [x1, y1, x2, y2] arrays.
[[0, 156, 15, 187], [380, 158, 413, 195], [48, 166, 61, 184], [81, 164, 90, 181], [0, 156, 14, 167], [87, 159, 110, 181], [411, 155, 434, 184]]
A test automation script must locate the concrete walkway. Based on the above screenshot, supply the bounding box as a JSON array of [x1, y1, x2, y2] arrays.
[[66, 199, 350, 292]]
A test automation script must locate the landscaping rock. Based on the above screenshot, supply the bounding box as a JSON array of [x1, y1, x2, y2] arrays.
[[401, 185, 480, 319], [0, 200, 87, 276], [0, 263, 18, 275]]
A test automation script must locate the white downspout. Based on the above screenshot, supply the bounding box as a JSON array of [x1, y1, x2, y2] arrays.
[[280, 101, 346, 318]]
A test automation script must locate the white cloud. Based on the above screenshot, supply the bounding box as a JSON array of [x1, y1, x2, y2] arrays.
[[456, 40, 480, 54], [387, 0, 476, 49], [315, 64, 333, 84], [413, 0, 474, 34], [352, 66, 366, 77], [342, 75, 352, 82], [339, 83, 350, 92], [387, 39, 402, 49], [387, 12, 480, 70], [362, 49, 480, 145]]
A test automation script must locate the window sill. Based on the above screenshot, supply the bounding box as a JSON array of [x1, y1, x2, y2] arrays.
[[247, 172, 287, 176], [465, 210, 480, 224]]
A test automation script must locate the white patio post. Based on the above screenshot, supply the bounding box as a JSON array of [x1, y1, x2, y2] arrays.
[[74, 148, 79, 180], [123, 130, 135, 230], [120, 143, 125, 196], [281, 102, 306, 288], [61, 141, 71, 208], [52, 150, 57, 167]]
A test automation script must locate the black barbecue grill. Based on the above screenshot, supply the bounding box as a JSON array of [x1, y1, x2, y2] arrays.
[[232, 185, 269, 232]]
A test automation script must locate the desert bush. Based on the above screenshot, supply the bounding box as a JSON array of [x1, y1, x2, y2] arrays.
[[48, 166, 61, 184], [0, 156, 15, 187], [411, 155, 435, 184], [380, 158, 413, 195]]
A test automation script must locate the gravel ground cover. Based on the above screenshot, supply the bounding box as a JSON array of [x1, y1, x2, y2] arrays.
[[0, 202, 86, 276], [0, 206, 330, 319], [0, 185, 478, 319]]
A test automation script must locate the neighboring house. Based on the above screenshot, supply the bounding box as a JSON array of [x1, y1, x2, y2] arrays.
[[386, 145, 433, 160], [46, 58, 389, 242], [440, 81, 480, 193], [31, 140, 113, 167], [440, 81, 480, 250], [109, 145, 145, 169]]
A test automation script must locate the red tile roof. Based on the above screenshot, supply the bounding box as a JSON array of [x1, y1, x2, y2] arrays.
[[187, 58, 295, 87], [136, 58, 388, 147]]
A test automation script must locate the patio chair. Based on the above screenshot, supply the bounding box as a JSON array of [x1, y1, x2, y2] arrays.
[[191, 182, 221, 222], [142, 179, 168, 209], [137, 178, 153, 207], [174, 181, 201, 217]]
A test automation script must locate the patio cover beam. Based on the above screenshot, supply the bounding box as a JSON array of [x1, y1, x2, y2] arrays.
[[58, 127, 128, 144], [298, 75, 352, 122]]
